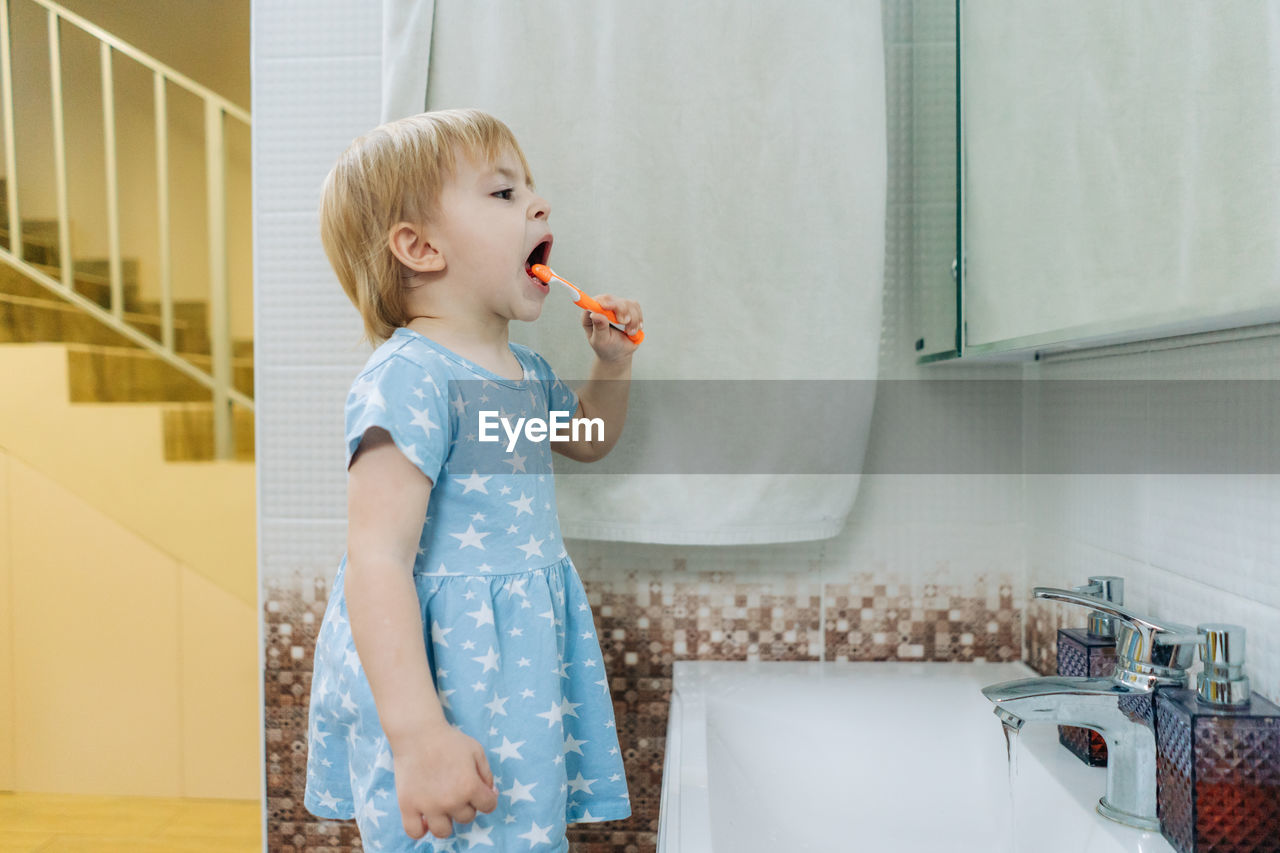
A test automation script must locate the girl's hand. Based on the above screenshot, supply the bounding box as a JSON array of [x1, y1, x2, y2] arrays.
[[582, 294, 643, 361], [393, 722, 498, 841]]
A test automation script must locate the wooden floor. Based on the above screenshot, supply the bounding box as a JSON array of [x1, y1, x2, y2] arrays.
[[0, 793, 260, 852]]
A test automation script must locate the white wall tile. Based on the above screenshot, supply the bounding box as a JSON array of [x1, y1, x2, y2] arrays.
[[911, 44, 956, 205], [254, 0, 380, 61], [913, 0, 956, 45], [256, 366, 355, 522], [254, 211, 372, 368], [253, 56, 381, 216], [1146, 475, 1280, 610], [260, 518, 348, 580]]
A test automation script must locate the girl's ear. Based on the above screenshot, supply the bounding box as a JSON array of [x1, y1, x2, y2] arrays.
[[388, 222, 445, 272]]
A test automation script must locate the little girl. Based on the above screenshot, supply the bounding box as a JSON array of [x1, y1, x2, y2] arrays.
[[304, 109, 639, 851]]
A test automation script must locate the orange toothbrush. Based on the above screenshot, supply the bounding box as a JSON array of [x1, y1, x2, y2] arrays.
[[530, 264, 644, 345]]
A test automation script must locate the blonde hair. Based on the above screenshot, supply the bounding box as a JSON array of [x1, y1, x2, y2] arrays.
[[319, 109, 534, 343]]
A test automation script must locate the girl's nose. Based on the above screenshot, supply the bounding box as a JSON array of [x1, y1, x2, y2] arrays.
[[529, 195, 551, 220]]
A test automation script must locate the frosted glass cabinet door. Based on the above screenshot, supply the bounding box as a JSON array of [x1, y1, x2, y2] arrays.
[[958, 0, 1280, 358], [895, 0, 961, 364]]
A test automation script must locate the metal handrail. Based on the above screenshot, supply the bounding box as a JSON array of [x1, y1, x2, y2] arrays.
[[0, 0, 253, 458]]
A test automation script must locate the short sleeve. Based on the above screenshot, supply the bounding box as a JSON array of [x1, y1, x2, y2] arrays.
[[516, 346, 578, 416], [344, 354, 451, 483]]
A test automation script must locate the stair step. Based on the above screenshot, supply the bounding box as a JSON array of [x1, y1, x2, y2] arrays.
[[65, 344, 254, 403], [162, 403, 255, 462], [1, 263, 219, 355], [3, 260, 142, 313], [0, 218, 60, 267], [0, 292, 213, 357]]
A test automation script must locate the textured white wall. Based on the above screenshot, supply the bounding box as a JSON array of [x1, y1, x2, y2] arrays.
[[252, 0, 381, 582]]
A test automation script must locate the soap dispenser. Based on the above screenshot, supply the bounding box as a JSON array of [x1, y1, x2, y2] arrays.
[[1056, 575, 1123, 766], [1155, 624, 1280, 853]]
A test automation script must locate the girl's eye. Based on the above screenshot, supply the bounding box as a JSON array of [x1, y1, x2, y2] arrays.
[[493, 188, 514, 200]]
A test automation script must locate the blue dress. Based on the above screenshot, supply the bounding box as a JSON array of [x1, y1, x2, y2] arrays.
[[304, 328, 630, 852]]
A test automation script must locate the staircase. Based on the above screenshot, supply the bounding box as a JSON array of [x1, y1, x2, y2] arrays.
[[0, 198, 256, 602], [0, 184, 254, 461], [0, 0, 257, 799]]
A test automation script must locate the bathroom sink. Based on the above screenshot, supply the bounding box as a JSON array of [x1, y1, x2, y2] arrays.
[[658, 661, 1176, 853]]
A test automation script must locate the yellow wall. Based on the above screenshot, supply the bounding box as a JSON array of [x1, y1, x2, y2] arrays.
[[0, 450, 258, 798]]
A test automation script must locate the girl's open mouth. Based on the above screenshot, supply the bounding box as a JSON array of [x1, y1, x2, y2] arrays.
[[524, 240, 552, 287]]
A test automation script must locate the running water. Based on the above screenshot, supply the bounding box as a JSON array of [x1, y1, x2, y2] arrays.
[[1001, 719, 1021, 853]]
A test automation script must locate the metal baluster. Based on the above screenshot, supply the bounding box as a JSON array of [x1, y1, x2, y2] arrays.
[[205, 99, 231, 459]]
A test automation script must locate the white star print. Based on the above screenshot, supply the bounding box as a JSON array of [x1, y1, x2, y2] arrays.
[[473, 646, 500, 673], [563, 733, 588, 755], [351, 378, 386, 411], [343, 647, 361, 674], [507, 578, 528, 598], [506, 525, 519, 534], [315, 789, 341, 810], [520, 688, 535, 699], [507, 493, 535, 516], [566, 772, 597, 795], [339, 690, 358, 713], [516, 535, 545, 560], [437, 687, 455, 710], [357, 797, 388, 828], [518, 821, 552, 847], [502, 778, 537, 804], [517, 657, 532, 668], [498, 485, 512, 495], [400, 442, 424, 467], [457, 471, 491, 494], [456, 823, 495, 848], [407, 403, 439, 437], [505, 451, 528, 474], [470, 512, 487, 522], [471, 679, 487, 692], [450, 524, 490, 550], [559, 697, 583, 719], [430, 620, 453, 647], [467, 601, 495, 627], [508, 626, 524, 638], [536, 701, 563, 727], [461, 639, 476, 650], [477, 563, 493, 573], [451, 395, 468, 417], [492, 736, 525, 762], [484, 691, 509, 716]]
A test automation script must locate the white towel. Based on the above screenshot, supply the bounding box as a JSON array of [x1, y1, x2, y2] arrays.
[[384, 0, 887, 544]]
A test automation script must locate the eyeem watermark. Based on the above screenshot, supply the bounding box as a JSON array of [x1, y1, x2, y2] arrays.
[[478, 410, 604, 452]]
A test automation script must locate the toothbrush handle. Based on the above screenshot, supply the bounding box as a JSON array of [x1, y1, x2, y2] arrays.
[[574, 293, 645, 344]]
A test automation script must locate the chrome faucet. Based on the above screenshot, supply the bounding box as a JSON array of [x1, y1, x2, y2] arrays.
[[982, 587, 1200, 831]]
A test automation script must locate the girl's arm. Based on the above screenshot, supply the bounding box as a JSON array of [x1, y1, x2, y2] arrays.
[[553, 295, 641, 462], [554, 352, 632, 462], [345, 427, 497, 839]]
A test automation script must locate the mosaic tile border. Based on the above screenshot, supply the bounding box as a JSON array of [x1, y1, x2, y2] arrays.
[[264, 567, 1021, 852]]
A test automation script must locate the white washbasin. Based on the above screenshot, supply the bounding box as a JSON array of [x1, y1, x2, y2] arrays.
[[658, 661, 1176, 853]]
